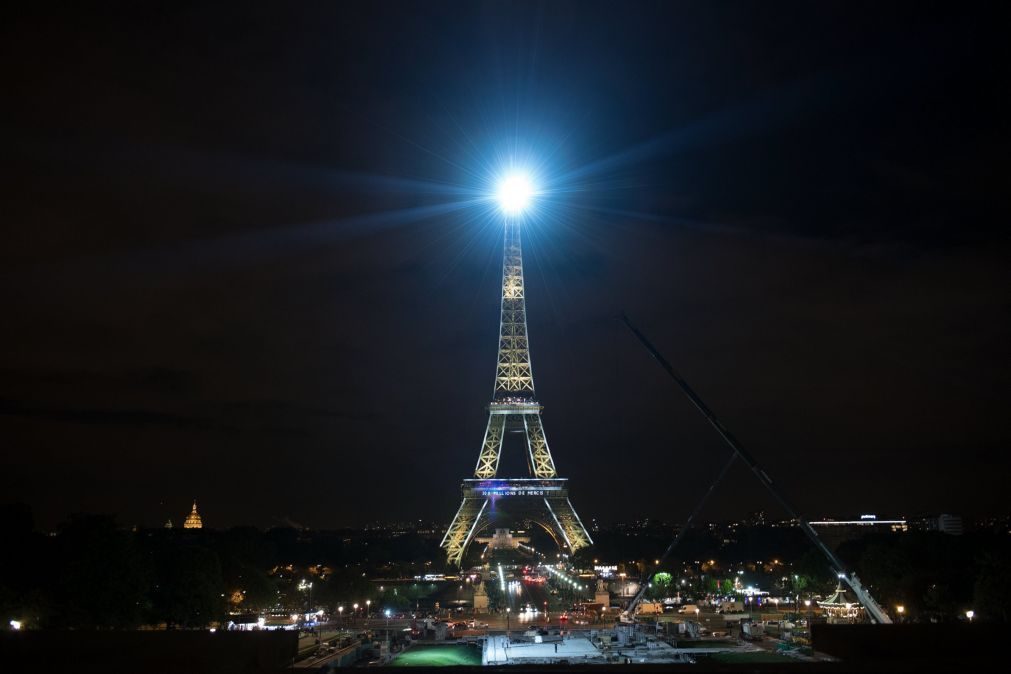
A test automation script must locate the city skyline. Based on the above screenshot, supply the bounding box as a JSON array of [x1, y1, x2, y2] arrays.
[[9, 498, 1003, 536]]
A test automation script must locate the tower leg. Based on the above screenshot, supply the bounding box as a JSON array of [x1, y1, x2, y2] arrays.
[[474, 415, 506, 478], [544, 497, 593, 552], [441, 498, 489, 567], [523, 414, 557, 478]]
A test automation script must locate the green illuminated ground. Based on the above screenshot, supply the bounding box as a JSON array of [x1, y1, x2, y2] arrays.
[[391, 645, 482, 667], [710, 651, 796, 663]]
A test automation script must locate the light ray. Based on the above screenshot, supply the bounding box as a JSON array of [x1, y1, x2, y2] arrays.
[[554, 72, 835, 185]]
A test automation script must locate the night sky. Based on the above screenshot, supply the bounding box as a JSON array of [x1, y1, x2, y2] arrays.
[[2, 2, 1008, 531]]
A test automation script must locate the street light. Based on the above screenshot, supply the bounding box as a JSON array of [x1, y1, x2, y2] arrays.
[[338, 606, 344, 627], [506, 607, 511, 634], [366, 599, 371, 621], [966, 610, 975, 622], [896, 605, 904, 622], [353, 602, 359, 623]]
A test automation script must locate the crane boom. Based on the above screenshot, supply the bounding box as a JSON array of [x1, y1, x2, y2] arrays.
[[620, 313, 892, 624]]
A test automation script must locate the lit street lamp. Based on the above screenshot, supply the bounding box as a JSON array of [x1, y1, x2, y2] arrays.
[[896, 605, 904, 622], [366, 599, 371, 621], [966, 610, 975, 623], [506, 607, 511, 634], [338, 606, 344, 627]]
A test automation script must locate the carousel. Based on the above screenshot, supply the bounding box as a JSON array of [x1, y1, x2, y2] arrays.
[[818, 582, 865, 623]]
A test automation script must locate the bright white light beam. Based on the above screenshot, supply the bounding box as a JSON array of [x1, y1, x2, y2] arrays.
[[496, 173, 535, 214]]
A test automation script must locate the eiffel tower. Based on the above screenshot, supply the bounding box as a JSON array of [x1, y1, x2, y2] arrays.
[[441, 209, 593, 567]]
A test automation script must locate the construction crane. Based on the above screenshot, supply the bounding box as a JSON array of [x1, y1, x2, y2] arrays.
[[619, 314, 892, 625]]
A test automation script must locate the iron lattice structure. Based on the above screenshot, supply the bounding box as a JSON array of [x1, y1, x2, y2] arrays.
[[441, 219, 592, 567]]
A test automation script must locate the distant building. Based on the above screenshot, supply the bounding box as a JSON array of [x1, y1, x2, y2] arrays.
[[183, 500, 203, 529], [226, 613, 261, 631], [808, 514, 907, 548], [474, 528, 530, 550], [164, 519, 173, 529], [933, 514, 964, 536], [908, 513, 964, 535], [809, 514, 908, 532], [971, 514, 1010, 533]]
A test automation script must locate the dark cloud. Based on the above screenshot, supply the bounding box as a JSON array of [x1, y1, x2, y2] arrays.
[[0, 367, 201, 397], [0, 398, 229, 432]]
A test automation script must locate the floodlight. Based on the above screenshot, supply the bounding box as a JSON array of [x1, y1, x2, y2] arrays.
[[496, 173, 534, 214]]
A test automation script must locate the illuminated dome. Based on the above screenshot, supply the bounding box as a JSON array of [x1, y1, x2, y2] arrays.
[[183, 500, 203, 529]]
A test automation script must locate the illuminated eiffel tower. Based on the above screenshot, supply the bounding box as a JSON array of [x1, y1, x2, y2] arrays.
[[441, 207, 593, 567]]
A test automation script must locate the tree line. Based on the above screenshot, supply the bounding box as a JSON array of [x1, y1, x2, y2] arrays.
[[575, 524, 1011, 621], [0, 504, 443, 629]]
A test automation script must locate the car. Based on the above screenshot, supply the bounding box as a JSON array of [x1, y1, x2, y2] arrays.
[[468, 620, 489, 629]]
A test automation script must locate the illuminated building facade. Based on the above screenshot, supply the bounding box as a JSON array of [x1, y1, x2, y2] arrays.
[[808, 514, 906, 547]]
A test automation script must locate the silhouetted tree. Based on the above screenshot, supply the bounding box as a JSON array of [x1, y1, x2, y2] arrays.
[[48, 515, 148, 629], [150, 539, 225, 628], [973, 554, 1011, 622]]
